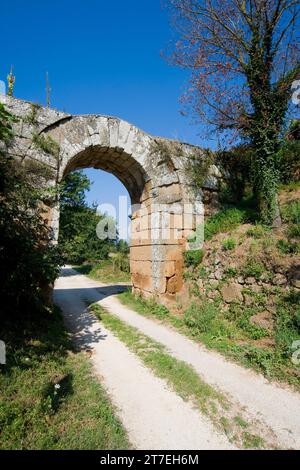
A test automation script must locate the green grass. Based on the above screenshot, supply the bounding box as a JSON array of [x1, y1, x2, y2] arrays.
[[32, 132, 60, 157], [90, 303, 268, 449], [277, 239, 300, 255], [222, 237, 236, 251], [281, 200, 300, 240], [74, 259, 131, 284], [204, 208, 248, 240], [246, 225, 270, 239], [0, 307, 130, 450], [241, 258, 266, 280], [118, 291, 300, 391], [279, 181, 300, 192], [90, 303, 225, 415], [184, 249, 204, 267]]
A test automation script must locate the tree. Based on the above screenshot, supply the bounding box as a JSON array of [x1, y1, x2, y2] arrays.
[[167, 0, 300, 224], [59, 171, 116, 263], [0, 104, 62, 318], [60, 170, 90, 209]]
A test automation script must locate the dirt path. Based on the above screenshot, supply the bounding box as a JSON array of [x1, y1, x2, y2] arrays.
[[54, 267, 300, 449], [54, 267, 233, 450]]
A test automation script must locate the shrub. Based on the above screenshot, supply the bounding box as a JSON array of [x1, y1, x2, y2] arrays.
[[281, 201, 300, 225], [0, 105, 62, 318], [217, 145, 252, 201], [288, 224, 300, 239], [184, 302, 217, 333], [204, 208, 247, 240], [277, 239, 300, 254], [32, 132, 60, 157], [112, 253, 130, 273], [246, 225, 269, 239], [186, 148, 215, 188], [278, 139, 300, 183], [242, 259, 265, 279], [184, 249, 204, 267], [222, 237, 236, 251], [224, 267, 238, 278], [281, 201, 300, 240]]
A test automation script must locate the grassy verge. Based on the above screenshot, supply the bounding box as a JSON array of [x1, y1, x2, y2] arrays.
[[118, 290, 300, 391], [0, 307, 130, 450], [90, 303, 272, 449], [74, 259, 131, 284]]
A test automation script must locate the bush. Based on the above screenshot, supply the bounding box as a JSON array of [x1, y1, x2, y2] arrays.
[[0, 104, 62, 318], [217, 145, 252, 201], [222, 237, 236, 251], [186, 148, 215, 188], [242, 259, 265, 279], [282, 200, 300, 225], [278, 139, 300, 184], [204, 208, 247, 240], [184, 249, 204, 267], [246, 225, 270, 239], [112, 253, 130, 273], [281, 201, 300, 240], [184, 302, 217, 333], [277, 239, 300, 254]]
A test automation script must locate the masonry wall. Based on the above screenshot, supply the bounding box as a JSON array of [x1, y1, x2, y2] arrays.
[[0, 94, 222, 303]]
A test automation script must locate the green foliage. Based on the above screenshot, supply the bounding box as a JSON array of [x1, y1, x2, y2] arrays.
[[282, 200, 300, 225], [217, 145, 252, 201], [242, 259, 265, 280], [60, 171, 90, 209], [184, 249, 204, 267], [112, 253, 130, 273], [288, 224, 300, 238], [222, 237, 236, 251], [118, 290, 300, 389], [23, 103, 40, 126], [236, 310, 269, 340], [0, 103, 16, 143], [59, 171, 116, 264], [274, 292, 300, 358], [32, 132, 60, 157], [281, 200, 300, 240], [0, 104, 62, 318], [279, 120, 300, 183], [224, 267, 238, 278], [246, 224, 270, 239], [75, 260, 131, 284], [184, 302, 217, 333], [204, 208, 247, 240], [186, 148, 215, 188], [277, 239, 300, 255], [117, 239, 130, 254], [279, 139, 300, 184], [280, 181, 300, 192], [0, 307, 130, 449]]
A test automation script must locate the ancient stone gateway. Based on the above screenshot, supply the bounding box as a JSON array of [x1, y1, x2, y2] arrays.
[[1, 95, 222, 303]]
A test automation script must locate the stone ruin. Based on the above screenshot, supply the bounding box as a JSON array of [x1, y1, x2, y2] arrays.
[[0, 95, 223, 302]]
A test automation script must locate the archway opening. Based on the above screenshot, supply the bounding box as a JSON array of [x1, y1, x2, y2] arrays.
[[62, 145, 149, 205], [58, 146, 152, 292]]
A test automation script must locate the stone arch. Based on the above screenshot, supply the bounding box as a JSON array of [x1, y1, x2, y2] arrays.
[[1, 96, 214, 303], [41, 114, 189, 301], [61, 145, 149, 205]]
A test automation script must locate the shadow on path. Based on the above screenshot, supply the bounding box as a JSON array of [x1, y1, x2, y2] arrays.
[[54, 267, 130, 351]]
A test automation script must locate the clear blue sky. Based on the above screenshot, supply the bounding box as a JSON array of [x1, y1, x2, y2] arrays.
[[1, 0, 211, 223]]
